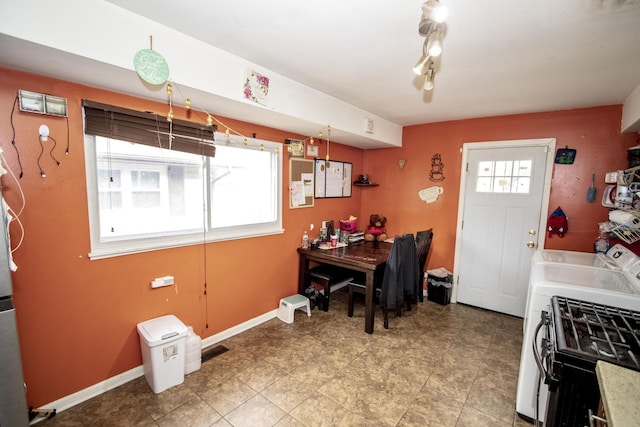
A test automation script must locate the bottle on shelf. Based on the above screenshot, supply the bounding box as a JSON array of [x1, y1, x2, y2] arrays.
[[302, 230, 309, 249], [594, 224, 610, 254]]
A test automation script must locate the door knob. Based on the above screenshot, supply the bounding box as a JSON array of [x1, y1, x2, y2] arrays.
[[527, 241, 536, 248], [529, 229, 536, 235]]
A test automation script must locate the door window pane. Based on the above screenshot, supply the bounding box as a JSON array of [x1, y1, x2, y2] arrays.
[[476, 159, 532, 193]]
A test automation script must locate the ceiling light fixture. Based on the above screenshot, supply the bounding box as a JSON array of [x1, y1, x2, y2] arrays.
[[414, 0, 448, 92], [422, 0, 448, 23], [426, 28, 443, 57], [423, 63, 435, 91], [412, 53, 431, 76]]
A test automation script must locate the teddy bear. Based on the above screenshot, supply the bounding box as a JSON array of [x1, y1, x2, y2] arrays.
[[364, 214, 387, 241]]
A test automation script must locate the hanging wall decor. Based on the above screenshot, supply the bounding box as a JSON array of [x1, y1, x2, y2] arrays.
[[284, 139, 305, 158], [133, 36, 169, 85], [243, 69, 270, 106], [429, 153, 445, 182], [554, 146, 577, 164]]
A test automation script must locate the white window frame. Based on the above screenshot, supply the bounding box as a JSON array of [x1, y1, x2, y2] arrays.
[[84, 132, 283, 259]]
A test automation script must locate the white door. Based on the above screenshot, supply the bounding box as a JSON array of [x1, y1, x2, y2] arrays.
[[455, 139, 554, 317]]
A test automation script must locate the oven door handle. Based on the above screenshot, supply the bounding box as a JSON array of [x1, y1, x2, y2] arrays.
[[532, 310, 558, 387]]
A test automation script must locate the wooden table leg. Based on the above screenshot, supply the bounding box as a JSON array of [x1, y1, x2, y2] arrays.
[[298, 253, 309, 294], [364, 270, 375, 334]]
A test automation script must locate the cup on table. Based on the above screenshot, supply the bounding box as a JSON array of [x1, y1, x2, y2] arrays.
[[330, 235, 338, 247]]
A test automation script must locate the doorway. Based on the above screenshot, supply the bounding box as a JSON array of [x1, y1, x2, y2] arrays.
[[453, 138, 555, 317]]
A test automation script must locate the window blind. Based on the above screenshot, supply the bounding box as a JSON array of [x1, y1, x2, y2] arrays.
[[83, 100, 216, 157]]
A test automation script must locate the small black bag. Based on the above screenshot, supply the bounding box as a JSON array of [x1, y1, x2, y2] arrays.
[[304, 285, 324, 310]]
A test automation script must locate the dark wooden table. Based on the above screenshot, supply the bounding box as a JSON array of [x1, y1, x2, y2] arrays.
[[297, 241, 392, 333]]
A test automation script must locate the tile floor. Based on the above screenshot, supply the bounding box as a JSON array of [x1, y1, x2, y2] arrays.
[[38, 288, 534, 427]]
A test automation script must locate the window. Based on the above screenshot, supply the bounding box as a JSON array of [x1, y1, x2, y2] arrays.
[[83, 102, 282, 259], [476, 160, 532, 193]]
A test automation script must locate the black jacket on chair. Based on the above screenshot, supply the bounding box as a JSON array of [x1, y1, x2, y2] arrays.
[[379, 234, 420, 310]]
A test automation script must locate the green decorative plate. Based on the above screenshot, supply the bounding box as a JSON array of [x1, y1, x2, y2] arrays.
[[133, 49, 169, 85]]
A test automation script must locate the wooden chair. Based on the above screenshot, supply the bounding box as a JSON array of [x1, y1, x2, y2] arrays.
[[308, 265, 353, 311], [415, 229, 434, 303], [347, 268, 383, 312], [347, 234, 420, 328]]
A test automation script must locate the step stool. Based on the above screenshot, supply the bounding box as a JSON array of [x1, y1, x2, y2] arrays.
[[277, 294, 311, 324]]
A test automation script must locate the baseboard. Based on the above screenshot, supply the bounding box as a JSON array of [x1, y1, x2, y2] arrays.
[[31, 309, 278, 424], [30, 366, 144, 424], [200, 309, 277, 350]]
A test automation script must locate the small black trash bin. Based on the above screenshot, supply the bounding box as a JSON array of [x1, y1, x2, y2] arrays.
[[426, 270, 453, 305]]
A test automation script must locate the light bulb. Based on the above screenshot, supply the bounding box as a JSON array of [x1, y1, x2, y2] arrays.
[[427, 29, 443, 57], [413, 53, 430, 75], [422, 0, 448, 23], [423, 77, 434, 91], [39, 124, 50, 141], [206, 115, 213, 126], [423, 65, 435, 91], [185, 98, 191, 109]]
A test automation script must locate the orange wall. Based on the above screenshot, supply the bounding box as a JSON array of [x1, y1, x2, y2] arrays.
[[2, 67, 638, 408], [0, 68, 363, 406], [360, 107, 638, 271]]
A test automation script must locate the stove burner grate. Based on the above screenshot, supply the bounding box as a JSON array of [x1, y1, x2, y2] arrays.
[[552, 296, 640, 369]]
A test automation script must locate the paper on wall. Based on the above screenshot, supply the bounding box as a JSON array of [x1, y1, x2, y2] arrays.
[[290, 181, 305, 206]]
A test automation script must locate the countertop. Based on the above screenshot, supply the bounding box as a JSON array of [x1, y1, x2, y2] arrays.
[[596, 361, 640, 427]]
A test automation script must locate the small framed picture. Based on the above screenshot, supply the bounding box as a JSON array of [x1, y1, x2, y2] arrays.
[[287, 139, 305, 158], [307, 144, 319, 157]]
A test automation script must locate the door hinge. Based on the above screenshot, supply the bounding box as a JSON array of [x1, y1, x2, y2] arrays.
[[466, 162, 469, 172], [461, 219, 464, 229]]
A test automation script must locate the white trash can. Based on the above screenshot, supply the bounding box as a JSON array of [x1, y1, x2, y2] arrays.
[[136, 314, 188, 393]]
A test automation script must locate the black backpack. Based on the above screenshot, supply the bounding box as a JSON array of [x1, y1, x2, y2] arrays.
[[303, 285, 325, 310]]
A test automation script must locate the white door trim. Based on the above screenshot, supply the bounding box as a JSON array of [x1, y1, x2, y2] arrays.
[[451, 138, 556, 304]]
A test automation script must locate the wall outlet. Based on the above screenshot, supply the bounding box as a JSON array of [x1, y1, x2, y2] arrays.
[[151, 275, 174, 288]]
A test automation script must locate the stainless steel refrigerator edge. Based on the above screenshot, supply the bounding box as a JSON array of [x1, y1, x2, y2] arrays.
[[0, 195, 29, 426]]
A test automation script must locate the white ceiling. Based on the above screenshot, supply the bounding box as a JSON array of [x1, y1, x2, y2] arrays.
[[2, 0, 640, 146], [102, 0, 640, 127]]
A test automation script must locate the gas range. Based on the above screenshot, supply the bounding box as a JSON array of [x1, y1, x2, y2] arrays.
[[551, 296, 640, 371], [540, 296, 640, 426]]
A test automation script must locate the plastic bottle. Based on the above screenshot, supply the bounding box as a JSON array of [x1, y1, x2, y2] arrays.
[[302, 230, 309, 249], [184, 326, 202, 374], [594, 224, 610, 254], [594, 232, 610, 254]]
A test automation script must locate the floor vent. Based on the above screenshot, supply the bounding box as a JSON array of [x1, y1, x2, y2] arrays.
[[201, 345, 229, 363]]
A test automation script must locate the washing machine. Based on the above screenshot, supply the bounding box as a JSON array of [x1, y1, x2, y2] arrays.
[[531, 243, 638, 270]]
